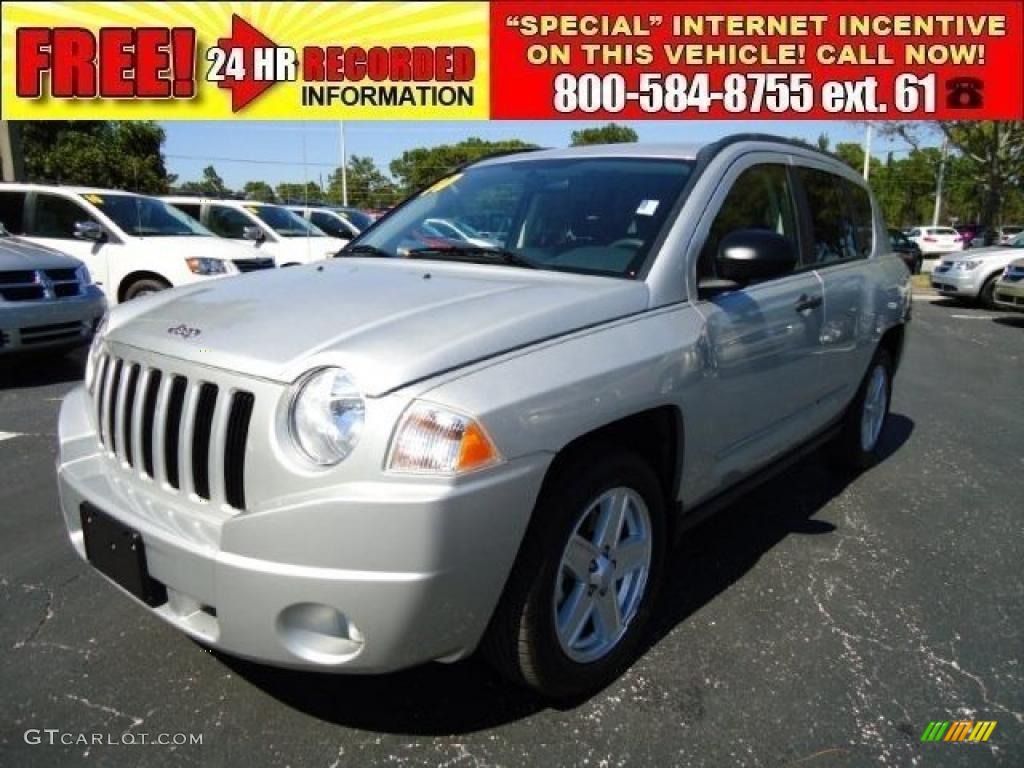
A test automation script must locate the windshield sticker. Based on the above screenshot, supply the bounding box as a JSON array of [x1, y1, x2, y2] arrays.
[[636, 200, 659, 216], [424, 173, 462, 195], [83, 194, 104, 205]]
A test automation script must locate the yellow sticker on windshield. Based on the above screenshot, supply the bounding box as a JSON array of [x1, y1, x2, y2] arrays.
[[424, 173, 462, 195], [83, 194, 104, 205]]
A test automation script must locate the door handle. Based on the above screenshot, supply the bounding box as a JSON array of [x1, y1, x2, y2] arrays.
[[795, 294, 823, 312]]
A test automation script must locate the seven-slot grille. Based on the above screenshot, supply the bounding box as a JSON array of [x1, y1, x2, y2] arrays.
[[0, 268, 81, 302], [92, 352, 255, 511]]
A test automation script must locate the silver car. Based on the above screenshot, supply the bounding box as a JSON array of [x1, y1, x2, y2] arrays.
[[931, 233, 1024, 308], [1, 227, 106, 356], [56, 137, 911, 698]]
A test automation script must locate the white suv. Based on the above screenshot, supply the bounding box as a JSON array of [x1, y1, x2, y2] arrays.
[[285, 206, 359, 242], [164, 198, 347, 266], [0, 184, 273, 304], [906, 225, 964, 256]]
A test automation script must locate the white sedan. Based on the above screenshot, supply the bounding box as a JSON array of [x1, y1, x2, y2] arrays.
[[907, 226, 965, 255]]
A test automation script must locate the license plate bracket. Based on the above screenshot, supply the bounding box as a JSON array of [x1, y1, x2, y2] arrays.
[[80, 503, 167, 607]]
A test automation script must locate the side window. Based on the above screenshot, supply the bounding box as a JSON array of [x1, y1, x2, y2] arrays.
[[843, 180, 874, 258], [206, 205, 252, 239], [172, 203, 202, 221], [310, 211, 348, 238], [797, 168, 859, 265], [0, 190, 27, 233], [699, 164, 799, 281], [29, 193, 97, 239]]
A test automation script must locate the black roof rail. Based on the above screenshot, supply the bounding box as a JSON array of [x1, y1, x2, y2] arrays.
[[697, 132, 846, 165]]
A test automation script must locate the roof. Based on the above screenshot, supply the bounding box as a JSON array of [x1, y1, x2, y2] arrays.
[[0, 182, 147, 196]]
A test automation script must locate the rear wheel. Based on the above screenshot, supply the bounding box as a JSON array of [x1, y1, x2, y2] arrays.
[[483, 449, 666, 699], [829, 348, 892, 471], [123, 277, 170, 301]]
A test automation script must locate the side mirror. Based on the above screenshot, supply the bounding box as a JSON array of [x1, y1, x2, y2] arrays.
[[73, 220, 105, 242], [242, 225, 265, 242], [715, 229, 797, 284]]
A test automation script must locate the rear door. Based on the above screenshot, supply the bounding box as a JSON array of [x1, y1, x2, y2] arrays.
[[692, 157, 827, 484], [794, 165, 877, 428], [25, 192, 113, 290]]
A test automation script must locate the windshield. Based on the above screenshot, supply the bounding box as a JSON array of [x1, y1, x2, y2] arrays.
[[1011, 233, 1024, 247], [335, 208, 374, 231], [250, 205, 326, 237], [350, 157, 695, 278], [87, 193, 211, 237]]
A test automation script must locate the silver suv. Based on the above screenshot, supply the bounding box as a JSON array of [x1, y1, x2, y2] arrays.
[[56, 136, 910, 698]]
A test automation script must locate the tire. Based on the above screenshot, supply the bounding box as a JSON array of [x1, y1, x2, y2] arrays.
[[123, 277, 170, 301], [977, 275, 998, 309], [829, 348, 893, 471], [482, 449, 666, 699]]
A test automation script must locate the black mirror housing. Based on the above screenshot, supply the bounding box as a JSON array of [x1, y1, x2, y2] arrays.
[[716, 229, 797, 284]]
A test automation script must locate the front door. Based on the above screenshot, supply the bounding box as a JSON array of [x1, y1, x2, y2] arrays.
[[691, 161, 826, 487], [27, 192, 112, 292]]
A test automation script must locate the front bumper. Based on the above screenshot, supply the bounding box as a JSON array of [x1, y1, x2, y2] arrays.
[[57, 386, 550, 672], [930, 268, 982, 298], [994, 278, 1024, 310], [0, 287, 106, 355]]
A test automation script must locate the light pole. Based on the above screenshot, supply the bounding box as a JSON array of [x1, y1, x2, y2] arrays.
[[339, 121, 348, 206], [932, 138, 948, 228], [862, 124, 873, 180]]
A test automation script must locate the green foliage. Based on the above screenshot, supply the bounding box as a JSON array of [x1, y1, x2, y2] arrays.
[[242, 180, 276, 202], [178, 165, 231, 197], [327, 156, 398, 208], [389, 137, 537, 193], [275, 181, 323, 203], [569, 123, 638, 146], [21, 121, 170, 194]]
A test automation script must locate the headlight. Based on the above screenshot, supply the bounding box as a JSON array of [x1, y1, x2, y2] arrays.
[[955, 260, 982, 271], [288, 367, 365, 466], [185, 257, 229, 275], [387, 402, 501, 475], [75, 264, 93, 288], [84, 314, 108, 390]]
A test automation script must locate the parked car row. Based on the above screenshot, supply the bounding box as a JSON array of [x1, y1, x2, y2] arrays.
[[0, 184, 377, 359]]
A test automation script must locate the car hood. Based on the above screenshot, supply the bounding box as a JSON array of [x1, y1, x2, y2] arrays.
[[0, 235, 83, 269], [106, 258, 649, 395], [944, 247, 1023, 264]]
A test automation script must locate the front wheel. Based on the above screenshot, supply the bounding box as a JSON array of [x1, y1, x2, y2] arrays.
[[122, 277, 171, 301], [977, 275, 998, 309], [482, 450, 666, 699], [829, 348, 893, 471]]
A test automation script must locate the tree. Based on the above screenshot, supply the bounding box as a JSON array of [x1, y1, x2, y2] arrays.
[[570, 123, 638, 146], [242, 181, 276, 202], [327, 155, 398, 208], [178, 165, 231, 197], [275, 181, 322, 203], [877, 121, 1024, 226], [390, 137, 538, 193], [20, 121, 170, 193]]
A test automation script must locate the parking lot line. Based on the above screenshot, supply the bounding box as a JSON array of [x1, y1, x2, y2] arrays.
[[0, 431, 25, 442]]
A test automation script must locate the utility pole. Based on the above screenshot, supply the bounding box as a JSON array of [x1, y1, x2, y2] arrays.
[[0, 121, 25, 181], [339, 121, 348, 206], [862, 124, 873, 180], [932, 137, 949, 227]]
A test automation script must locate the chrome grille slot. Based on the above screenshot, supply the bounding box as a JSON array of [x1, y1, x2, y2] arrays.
[[164, 377, 188, 490], [91, 351, 256, 512], [0, 268, 81, 302], [224, 393, 254, 511], [191, 383, 219, 501]]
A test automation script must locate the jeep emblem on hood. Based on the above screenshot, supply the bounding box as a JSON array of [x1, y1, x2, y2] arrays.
[[167, 324, 201, 339]]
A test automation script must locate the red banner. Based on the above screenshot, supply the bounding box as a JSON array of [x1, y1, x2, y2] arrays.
[[490, 1, 1024, 119]]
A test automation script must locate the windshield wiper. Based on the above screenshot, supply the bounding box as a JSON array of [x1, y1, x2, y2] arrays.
[[341, 244, 394, 258], [406, 245, 537, 269]]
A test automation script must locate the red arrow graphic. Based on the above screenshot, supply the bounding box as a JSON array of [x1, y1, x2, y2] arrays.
[[214, 14, 280, 112]]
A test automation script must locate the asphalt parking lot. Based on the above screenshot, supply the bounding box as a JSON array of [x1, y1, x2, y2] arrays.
[[1, 297, 1021, 768]]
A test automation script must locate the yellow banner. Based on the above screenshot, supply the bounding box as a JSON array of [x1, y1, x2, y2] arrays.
[[0, 1, 490, 119]]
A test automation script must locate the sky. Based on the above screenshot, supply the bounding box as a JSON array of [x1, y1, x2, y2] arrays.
[[160, 120, 930, 189]]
